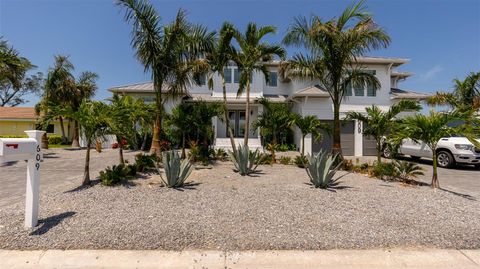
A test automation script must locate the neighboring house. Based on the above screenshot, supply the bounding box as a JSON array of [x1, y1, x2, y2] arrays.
[[109, 56, 428, 156], [0, 107, 73, 139]]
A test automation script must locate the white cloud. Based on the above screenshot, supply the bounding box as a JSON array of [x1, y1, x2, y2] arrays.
[[421, 65, 443, 80]]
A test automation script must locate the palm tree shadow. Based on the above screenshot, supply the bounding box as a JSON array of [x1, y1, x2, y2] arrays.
[[64, 179, 100, 193], [304, 180, 352, 192], [439, 187, 476, 201], [0, 161, 18, 167], [29, 211, 76, 236]]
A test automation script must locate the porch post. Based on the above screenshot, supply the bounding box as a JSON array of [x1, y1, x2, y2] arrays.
[[354, 119, 363, 157]]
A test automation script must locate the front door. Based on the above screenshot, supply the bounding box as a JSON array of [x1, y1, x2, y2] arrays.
[[228, 110, 246, 138]]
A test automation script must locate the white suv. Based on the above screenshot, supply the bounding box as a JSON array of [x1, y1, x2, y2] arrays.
[[385, 137, 480, 168]]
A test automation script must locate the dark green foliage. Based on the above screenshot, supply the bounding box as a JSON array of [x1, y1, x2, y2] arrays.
[[99, 164, 136, 186], [305, 150, 342, 189], [294, 155, 308, 168], [371, 162, 398, 181], [393, 160, 424, 181], [228, 144, 261, 176], [258, 153, 273, 165], [212, 148, 228, 161], [279, 156, 292, 165], [47, 135, 63, 145], [253, 98, 296, 146], [134, 153, 158, 172], [277, 144, 297, 152]]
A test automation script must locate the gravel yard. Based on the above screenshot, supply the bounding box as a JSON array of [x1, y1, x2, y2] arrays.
[[0, 161, 479, 250]]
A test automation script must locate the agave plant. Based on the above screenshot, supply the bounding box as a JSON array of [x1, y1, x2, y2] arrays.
[[157, 150, 193, 188], [228, 144, 261, 176], [393, 160, 424, 181], [305, 150, 342, 189]]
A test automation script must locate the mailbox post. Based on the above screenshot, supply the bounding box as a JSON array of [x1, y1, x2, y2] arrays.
[[0, 130, 44, 228]]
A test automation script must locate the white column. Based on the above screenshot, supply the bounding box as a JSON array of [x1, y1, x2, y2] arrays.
[[304, 134, 313, 155], [354, 120, 363, 157], [24, 130, 44, 228]]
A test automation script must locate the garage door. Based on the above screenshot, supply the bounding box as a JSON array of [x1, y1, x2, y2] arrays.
[[312, 120, 355, 156], [362, 123, 377, 156]]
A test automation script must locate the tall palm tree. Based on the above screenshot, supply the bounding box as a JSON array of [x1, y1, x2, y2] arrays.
[[282, 0, 390, 158], [205, 22, 237, 153], [117, 0, 214, 156], [43, 55, 75, 143], [233, 23, 286, 146], [427, 71, 480, 120], [396, 110, 477, 188], [70, 71, 99, 148], [346, 100, 421, 163], [295, 115, 328, 157]]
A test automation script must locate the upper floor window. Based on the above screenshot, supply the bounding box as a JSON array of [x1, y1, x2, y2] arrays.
[[267, 71, 278, 87], [344, 70, 377, 97], [233, 68, 240, 83], [345, 83, 353, 96], [354, 83, 364, 96], [195, 74, 207, 86], [224, 67, 232, 83]]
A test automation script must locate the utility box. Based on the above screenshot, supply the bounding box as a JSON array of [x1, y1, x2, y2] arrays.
[[0, 137, 37, 162]]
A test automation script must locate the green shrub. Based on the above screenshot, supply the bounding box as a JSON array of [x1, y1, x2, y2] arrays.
[[393, 160, 424, 181], [370, 162, 398, 181], [294, 155, 308, 168], [277, 144, 297, 152], [258, 152, 273, 165], [228, 144, 261, 176], [305, 150, 342, 189], [134, 153, 158, 172], [342, 159, 354, 171], [47, 135, 63, 145], [0, 135, 28, 138], [158, 150, 193, 188], [99, 164, 135, 186], [212, 148, 228, 161], [279, 156, 292, 165]]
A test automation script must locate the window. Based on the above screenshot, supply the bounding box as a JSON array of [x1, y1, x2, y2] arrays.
[[345, 83, 353, 96], [367, 82, 376, 96], [143, 96, 155, 103], [354, 83, 364, 96], [223, 67, 232, 83], [267, 71, 278, 87], [233, 68, 240, 83], [195, 74, 206, 86]]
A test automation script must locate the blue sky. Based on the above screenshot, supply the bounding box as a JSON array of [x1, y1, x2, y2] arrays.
[[1, 0, 479, 106]]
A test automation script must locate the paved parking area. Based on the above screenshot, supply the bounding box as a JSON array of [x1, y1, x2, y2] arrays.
[[348, 156, 480, 199], [0, 148, 139, 208]]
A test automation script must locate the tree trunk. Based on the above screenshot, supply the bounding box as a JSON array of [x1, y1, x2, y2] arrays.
[[82, 138, 91, 186], [181, 133, 186, 159], [150, 90, 163, 157], [141, 132, 148, 151], [332, 101, 342, 159], [376, 138, 382, 164], [59, 116, 67, 144], [41, 133, 49, 149], [271, 133, 277, 164], [431, 151, 440, 188], [222, 76, 237, 155], [67, 119, 71, 142], [71, 120, 80, 148], [244, 80, 250, 146], [118, 136, 124, 164], [301, 135, 306, 157]]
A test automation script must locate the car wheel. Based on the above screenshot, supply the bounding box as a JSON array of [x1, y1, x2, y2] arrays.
[[382, 146, 391, 159], [436, 150, 454, 168]]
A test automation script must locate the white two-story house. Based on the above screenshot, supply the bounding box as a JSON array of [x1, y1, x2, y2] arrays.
[[109, 56, 428, 156]]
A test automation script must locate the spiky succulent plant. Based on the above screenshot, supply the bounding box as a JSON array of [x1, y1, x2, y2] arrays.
[[305, 150, 342, 189], [157, 150, 193, 188], [228, 144, 261, 176]]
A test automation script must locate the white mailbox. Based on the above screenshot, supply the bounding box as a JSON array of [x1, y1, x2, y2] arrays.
[[0, 138, 37, 163], [0, 130, 45, 228]]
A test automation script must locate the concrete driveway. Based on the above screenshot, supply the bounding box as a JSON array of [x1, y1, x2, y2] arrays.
[[0, 148, 139, 208], [348, 156, 480, 200]]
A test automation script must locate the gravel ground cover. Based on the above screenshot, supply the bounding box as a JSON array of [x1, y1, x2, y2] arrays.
[[0, 162, 479, 250]]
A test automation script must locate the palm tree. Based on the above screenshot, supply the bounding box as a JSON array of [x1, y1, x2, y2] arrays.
[[346, 100, 421, 163], [107, 94, 149, 163], [117, 0, 214, 156], [205, 22, 237, 153], [43, 55, 75, 143], [70, 71, 99, 148], [295, 115, 328, 157], [233, 23, 286, 146], [427, 71, 480, 121], [397, 110, 477, 188], [282, 0, 390, 158], [253, 97, 295, 162], [165, 104, 191, 159]]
